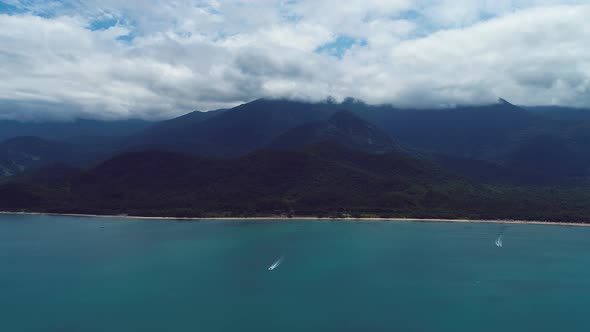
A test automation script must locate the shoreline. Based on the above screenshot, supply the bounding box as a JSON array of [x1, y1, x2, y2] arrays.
[[1, 211, 588, 227]]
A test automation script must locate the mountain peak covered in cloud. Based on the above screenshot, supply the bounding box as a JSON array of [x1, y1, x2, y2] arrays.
[[0, 0, 589, 120]]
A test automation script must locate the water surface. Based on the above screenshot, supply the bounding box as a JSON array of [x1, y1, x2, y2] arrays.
[[1, 214, 590, 331]]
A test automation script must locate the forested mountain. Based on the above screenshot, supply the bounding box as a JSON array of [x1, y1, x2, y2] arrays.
[[127, 99, 337, 157], [1, 140, 589, 222], [0, 136, 90, 177], [0, 142, 442, 214], [126, 108, 227, 147], [1, 97, 590, 222], [269, 111, 399, 153], [2, 98, 590, 184], [525, 106, 590, 122], [353, 99, 544, 158], [0, 119, 152, 142]]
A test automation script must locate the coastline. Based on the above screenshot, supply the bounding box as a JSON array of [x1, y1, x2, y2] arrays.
[[0, 211, 588, 227]]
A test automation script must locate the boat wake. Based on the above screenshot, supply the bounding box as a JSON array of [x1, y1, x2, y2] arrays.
[[268, 256, 284, 271], [495, 235, 503, 248]]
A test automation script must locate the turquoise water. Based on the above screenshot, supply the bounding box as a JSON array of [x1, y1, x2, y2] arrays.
[[2, 215, 590, 331]]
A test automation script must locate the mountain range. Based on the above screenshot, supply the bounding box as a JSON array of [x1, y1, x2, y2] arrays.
[[1, 98, 589, 222]]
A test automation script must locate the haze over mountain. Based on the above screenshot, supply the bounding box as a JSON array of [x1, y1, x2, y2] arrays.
[[0, 119, 152, 142]]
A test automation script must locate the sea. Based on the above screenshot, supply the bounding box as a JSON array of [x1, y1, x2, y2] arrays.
[[2, 214, 590, 332]]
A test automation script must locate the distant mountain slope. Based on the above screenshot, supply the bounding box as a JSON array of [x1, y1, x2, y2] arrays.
[[127, 108, 227, 146], [130, 99, 336, 157], [99, 99, 590, 184], [269, 111, 399, 153], [344, 99, 590, 184], [524, 106, 590, 122], [0, 137, 79, 177], [128, 98, 558, 161], [3, 98, 590, 186], [502, 134, 590, 182], [353, 99, 547, 159], [0, 119, 153, 142], [0, 136, 110, 178]]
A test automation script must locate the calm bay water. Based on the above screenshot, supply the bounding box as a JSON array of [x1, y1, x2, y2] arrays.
[[2, 214, 590, 332]]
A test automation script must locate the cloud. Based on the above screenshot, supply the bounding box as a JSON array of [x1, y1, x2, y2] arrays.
[[0, 1, 589, 120]]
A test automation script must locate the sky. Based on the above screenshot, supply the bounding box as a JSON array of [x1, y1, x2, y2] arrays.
[[0, 0, 589, 120]]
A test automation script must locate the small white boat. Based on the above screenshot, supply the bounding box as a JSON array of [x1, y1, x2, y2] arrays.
[[268, 256, 283, 271], [495, 235, 503, 248]]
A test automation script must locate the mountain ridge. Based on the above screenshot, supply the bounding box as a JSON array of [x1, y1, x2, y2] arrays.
[[1, 98, 590, 186], [269, 110, 400, 153]]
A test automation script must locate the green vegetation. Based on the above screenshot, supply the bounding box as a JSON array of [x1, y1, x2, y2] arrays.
[[1, 142, 589, 223], [2, 99, 590, 223]]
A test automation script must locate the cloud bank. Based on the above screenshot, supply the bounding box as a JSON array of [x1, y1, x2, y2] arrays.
[[0, 0, 589, 120]]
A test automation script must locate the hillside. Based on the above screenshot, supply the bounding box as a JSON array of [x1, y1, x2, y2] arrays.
[[0, 119, 152, 142], [128, 99, 336, 157], [125, 108, 227, 148], [71, 141, 454, 216], [0, 137, 91, 177], [0, 142, 459, 216], [1, 141, 589, 222], [269, 110, 399, 153], [4, 98, 588, 184], [0, 134, 123, 178], [125, 98, 590, 184]]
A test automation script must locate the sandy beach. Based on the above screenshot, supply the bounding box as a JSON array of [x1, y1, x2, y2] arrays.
[[1, 211, 588, 227]]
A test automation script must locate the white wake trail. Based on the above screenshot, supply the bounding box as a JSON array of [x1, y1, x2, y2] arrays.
[[495, 235, 503, 248], [268, 256, 284, 271]]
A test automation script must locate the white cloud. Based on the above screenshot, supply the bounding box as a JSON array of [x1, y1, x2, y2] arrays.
[[0, 1, 589, 120]]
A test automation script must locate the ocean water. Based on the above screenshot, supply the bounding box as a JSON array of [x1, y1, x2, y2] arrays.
[[2, 215, 590, 332]]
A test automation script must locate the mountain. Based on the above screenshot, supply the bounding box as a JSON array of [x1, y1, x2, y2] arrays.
[[0, 135, 115, 178], [269, 110, 399, 153], [187, 99, 589, 184], [128, 108, 227, 145], [0, 119, 153, 142], [3, 141, 589, 222], [502, 134, 590, 183], [352, 99, 547, 159], [129, 99, 336, 157], [431, 154, 523, 184], [128, 98, 562, 164], [3, 98, 590, 186], [524, 106, 590, 122], [0, 137, 81, 177], [0, 142, 458, 216], [340, 99, 590, 184]]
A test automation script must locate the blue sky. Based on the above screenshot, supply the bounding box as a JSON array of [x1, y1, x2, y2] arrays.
[[0, 0, 589, 120], [315, 36, 367, 59], [0, 1, 22, 14]]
